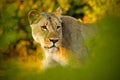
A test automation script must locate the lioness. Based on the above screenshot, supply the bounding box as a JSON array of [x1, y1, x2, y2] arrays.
[[28, 8, 88, 69]]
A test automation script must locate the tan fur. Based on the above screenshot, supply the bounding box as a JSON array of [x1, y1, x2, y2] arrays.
[[28, 8, 88, 69]]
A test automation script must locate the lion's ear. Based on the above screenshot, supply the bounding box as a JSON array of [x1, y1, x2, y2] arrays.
[[53, 7, 62, 18], [28, 10, 41, 24]]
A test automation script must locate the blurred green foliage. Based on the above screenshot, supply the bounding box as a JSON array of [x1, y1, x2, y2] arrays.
[[0, 0, 120, 80]]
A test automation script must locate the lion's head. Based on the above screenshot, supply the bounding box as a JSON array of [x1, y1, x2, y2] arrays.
[[28, 8, 62, 53]]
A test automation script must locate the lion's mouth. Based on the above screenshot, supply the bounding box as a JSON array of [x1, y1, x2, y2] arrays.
[[44, 44, 59, 53], [44, 44, 58, 49]]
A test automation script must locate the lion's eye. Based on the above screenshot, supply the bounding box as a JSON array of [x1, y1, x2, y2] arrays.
[[57, 26, 61, 29], [41, 26, 47, 30]]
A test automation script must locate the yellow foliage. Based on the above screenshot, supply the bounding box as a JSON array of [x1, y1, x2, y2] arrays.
[[57, 0, 70, 12]]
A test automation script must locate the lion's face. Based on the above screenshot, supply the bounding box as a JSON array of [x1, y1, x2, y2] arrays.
[[29, 10, 62, 53]]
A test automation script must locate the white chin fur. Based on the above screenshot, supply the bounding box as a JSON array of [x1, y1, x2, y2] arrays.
[[46, 47, 58, 53]]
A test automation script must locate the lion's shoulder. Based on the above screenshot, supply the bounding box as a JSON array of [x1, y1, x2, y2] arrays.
[[61, 16, 88, 62]]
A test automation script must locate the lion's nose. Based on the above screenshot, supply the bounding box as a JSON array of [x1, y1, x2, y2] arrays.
[[49, 39, 58, 43]]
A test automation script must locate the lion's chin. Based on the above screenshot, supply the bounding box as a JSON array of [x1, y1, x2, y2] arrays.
[[44, 46, 59, 53]]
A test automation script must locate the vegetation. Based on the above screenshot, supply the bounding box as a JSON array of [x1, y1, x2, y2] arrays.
[[0, 0, 120, 80]]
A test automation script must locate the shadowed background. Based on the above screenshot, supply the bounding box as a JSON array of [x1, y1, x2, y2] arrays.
[[0, 0, 120, 80]]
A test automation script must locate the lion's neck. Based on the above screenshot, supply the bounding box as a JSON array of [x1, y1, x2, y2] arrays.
[[42, 47, 68, 69]]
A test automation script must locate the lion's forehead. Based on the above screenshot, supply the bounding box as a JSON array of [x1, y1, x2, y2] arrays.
[[41, 13, 61, 25]]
